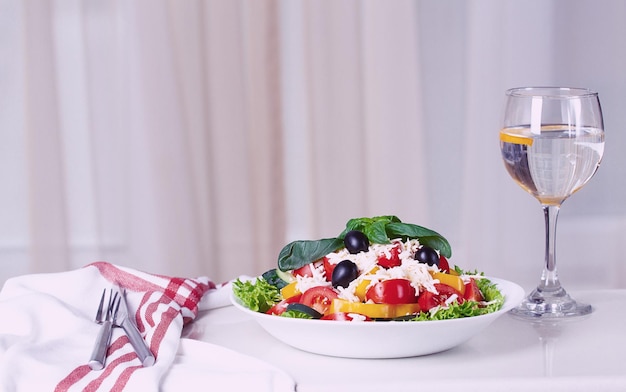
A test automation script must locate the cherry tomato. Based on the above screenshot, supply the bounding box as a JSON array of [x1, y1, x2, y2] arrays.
[[300, 286, 339, 315], [293, 264, 312, 277], [320, 312, 372, 321], [322, 257, 335, 281], [418, 283, 463, 311], [365, 279, 417, 304], [377, 243, 402, 269], [438, 255, 450, 273], [266, 294, 302, 315], [293, 260, 323, 278], [463, 278, 484, 302]]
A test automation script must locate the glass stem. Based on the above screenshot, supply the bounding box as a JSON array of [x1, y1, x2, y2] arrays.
[[539, 204, 562, 293]]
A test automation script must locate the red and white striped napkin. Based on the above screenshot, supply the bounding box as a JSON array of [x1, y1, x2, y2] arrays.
[[0, 262, 295, 391]]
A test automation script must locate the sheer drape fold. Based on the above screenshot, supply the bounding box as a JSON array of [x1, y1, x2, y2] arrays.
[[24, 0, 70, 273], [283, 0, 429, 240], [125, 0, 286, 280], [2, 0, 626, 289], [6, 0, 285, 282]]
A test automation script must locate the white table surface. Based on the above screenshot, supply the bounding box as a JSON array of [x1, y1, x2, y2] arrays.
[[184, 290, 626, 392]]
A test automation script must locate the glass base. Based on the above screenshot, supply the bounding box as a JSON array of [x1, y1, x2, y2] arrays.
[[510, 286, 592, 319]]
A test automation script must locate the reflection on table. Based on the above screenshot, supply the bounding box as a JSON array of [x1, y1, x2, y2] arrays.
[[185, 290, 626, 392]]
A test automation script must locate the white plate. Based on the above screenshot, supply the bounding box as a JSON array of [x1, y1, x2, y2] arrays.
[[230, 277, 525, 358]]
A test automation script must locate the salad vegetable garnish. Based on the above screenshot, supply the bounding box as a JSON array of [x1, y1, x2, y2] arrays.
[[232, 278, 280, 313], [278, 216, 451, 272], [233, 216, 504, 322]]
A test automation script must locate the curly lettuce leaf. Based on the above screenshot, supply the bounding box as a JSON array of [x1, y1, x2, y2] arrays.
[[451, 267, 504, 311], [232, 278, 280, 313], [410, 276, 504, 321], [476, 276, 505, 313]]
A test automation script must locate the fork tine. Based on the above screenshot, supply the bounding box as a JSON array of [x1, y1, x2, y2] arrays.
[[109, 294, 121, 321], [107, 291, 119, 320], [89, 288, 116, 370], [95, 289, 106, 322], [106, 290, 113, 318]]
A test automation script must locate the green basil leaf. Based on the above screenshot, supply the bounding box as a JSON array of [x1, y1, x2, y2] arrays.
[[385, 222, 451, 258], [364, 220, 391, 244], [417, 236, 452, 259], [385, 222, 440, 238], [277, 216, 452, 271], [344, 217, 367, 233], [339, 215, 400, 239], [277, 237, 344, 271]]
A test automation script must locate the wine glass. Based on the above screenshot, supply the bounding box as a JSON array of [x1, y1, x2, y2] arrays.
[[500, 87, 605, 319]]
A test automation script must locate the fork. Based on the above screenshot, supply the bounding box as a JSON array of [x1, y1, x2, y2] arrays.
[[88, 289, 120, 370]]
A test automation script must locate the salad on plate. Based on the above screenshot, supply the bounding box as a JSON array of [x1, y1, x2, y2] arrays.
[[233, 216, 504, 322]]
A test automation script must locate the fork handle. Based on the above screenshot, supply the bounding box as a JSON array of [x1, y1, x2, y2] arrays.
[[121, 318, 155, 367], [88, 320, 113, 370]]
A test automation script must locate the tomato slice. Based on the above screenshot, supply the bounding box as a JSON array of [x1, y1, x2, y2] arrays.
[[320, 312, 372, 321], [377, 244, 402, 269], [266, 294, 302, 315], [417, 283, 463, 311], [329, 299, 421, 319], [463, 278, 484, 302], [365, 278, 417, 304], [300, 286, 339, 315]]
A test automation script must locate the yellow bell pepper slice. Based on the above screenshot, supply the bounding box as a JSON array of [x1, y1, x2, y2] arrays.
[[354, 280, 371, 302], [280, 281, 301, 299], [431, 272, 465, 296], [328, 299, 421, 319], [354, 266, 380, 301]]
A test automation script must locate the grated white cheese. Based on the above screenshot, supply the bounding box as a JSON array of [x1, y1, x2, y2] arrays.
[[428, 305, 441, 316], [323, 239, 439, 300], [347, 313, 367, 322], [336, 284, 360, 302], [295, 261, 331, 293], [444, 293, 458, 305], [460, 273, 486, 284]]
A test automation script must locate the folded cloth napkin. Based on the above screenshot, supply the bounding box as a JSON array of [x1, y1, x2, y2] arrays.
[[0, 262, 295, 391]]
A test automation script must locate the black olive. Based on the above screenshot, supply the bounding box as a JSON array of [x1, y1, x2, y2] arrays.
[[344, 230, 369, 254], [332, 260, 359, 289], [414, 246, 440, 266], [285, 303, 323, 319]]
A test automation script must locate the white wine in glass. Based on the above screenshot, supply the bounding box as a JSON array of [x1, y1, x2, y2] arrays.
[[500, 87, 605, 319]]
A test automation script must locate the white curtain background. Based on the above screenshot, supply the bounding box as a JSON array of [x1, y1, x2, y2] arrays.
[[1, 0, 625, 292]]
